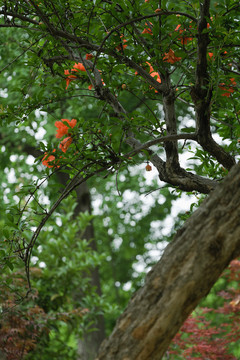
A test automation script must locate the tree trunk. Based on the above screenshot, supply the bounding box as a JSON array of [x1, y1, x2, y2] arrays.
[[95, 162, 240, 360]]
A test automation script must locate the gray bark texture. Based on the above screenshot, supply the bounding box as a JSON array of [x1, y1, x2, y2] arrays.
[[96, 162, 240, 360]]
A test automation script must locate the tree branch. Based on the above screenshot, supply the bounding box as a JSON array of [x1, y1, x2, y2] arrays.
[[191, 0, 236, 170], [162, 84, 180, 171], [1, 2, 231, 196], [24, 158, 119, 289], [126, 133, 198, 156], [0, 9, 39, 25], [96, 162, 240, 360], [73, 57, 218, 194]]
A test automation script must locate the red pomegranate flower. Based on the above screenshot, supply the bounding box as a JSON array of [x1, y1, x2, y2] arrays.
[[55, 119, 77, 138]]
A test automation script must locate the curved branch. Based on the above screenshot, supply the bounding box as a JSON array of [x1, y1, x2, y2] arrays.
[[0, 36, 45, 74], [191, 0, 236, 170], [75, 58, 218, 194], [25, 158, 118, 289], [93, 11, 197, 70], [177, 96, 234, 129], [223, 4, 240, 16], [126, 133, 197, 157], [0, 7, 173, 94], [2, 4, 233, 195], [96, 162, 240, 360], [0, 9, 39, 25]]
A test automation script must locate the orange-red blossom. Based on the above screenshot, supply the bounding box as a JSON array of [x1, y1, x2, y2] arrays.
[[208, 52, 214, 60], [208, 50, 227, 61], [146, 61, 161, 87], [142, 22, 153, 35], [116, 35, 128, 51], [64, 69, 77, 90], [86, 53, 93, 60], [42, 119, 77, 167], [42, 149, 59, 168], [175, 24, 193, 45], [55, 119, 76, 154], [135, 62, 161, 92], [219, 78, 237, 97], [59, 136, 73, 153], [64, 57, 101, 90], [64, 62, 86, 89], [55, 119, 77, 138], [163, 49, 182, 64]]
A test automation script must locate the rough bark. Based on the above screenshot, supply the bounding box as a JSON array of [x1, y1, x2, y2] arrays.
[[192, 0, 236, 170], [96, 162, 240, 360]]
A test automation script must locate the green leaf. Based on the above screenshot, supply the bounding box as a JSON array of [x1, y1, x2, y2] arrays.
[[3, 228, 10, 238], [181, 127, 196, 133], [0, 249, 6, 257], [6, 260, 14, 271]]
